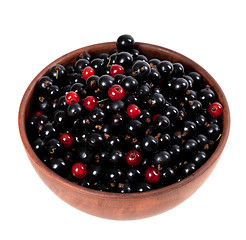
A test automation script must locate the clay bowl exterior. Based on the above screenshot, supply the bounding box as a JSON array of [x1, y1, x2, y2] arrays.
[[19, 42, 230, 220]]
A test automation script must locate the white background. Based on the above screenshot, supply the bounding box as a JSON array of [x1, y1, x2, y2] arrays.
[[1, 0, 245, 239]]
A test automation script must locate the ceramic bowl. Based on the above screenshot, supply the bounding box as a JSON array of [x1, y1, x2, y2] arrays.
[[19, 42, 230, 220]]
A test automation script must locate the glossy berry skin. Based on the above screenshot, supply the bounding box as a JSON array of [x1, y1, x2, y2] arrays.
[[183, 139, 198, 156], [115, 51, 133, 68], [147, 93, 165, 109], [199, 86, 215, 107], [82, 66, 95, 80], [117, 183, 133, 193], [106, 168, 125, 184], [71, 83, 86, 97], [107, 135, 121, 150], [125, 150, 142, 166], [65, 91, 79, 105], [114, 74, 126, 84], [182, 121, 197, 137], [76, 148, 94, 165], [59, 133, 74, 148], [132, 61, 151, 77], [49, 157, 68, 177], [158, 61, 173, 78], [121, 76, 138, 93], [193, 151, 207, 166], [137, 83, 150, 99], [172, 78, 189, 93], [135, 183, 152, 192], [86, 75, 99, 90], [90, 58, 104, 73], [40, 123, 56, 140], [139, 109, 152, 124], [141, 135, 159, 152], [84, 96, 98, 111], [46, 85, 59, 99], [78, 52, 91, 61], [116, 34, 135, 51], [181, 163, 196, 178], [45, 138, 62, 157], [195, 115, 207, 128], [53, 110, 67, 128], [163, 106, 179, 121], [38, 76, 53, 92], [71, 162, 87, 179], [67, 103, 82, 118], [32, 138, 45, 156], [87, 133, 104, 148], [195, 134, 208, 149], [153, 151, 171, 168], [75, 59, 90, 73], [110, 64, 124, 77], [189, 72, 203, 90], [172, 63, 184, 77], [187, 100, 203, 116], [89, 107, 105, 123], [145, 166, 161, 183], [49, 64, 66, 81], [159, 133, 172, 149], [98, 75, 115, 90], [154, 115, 170, 130], [111, 100, 125, 113], [108, 84, 125, 100], [126, 168, 142, 182], [149, 68, 161, 85], [111, 114, 124, 128], [161, 167, 177, 186], [125, 119, 143, 136], [208, 102, 223, 117], [109, 149, 124, 165], [127, 104, 141, 118], [87, 164, 103, 181], [206, 123, 220, 140]]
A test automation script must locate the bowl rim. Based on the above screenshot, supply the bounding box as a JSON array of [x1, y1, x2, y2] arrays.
[[18, 41, 230, 200]]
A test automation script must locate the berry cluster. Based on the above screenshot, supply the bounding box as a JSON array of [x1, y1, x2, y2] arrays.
[[28, 34, 223, 193]]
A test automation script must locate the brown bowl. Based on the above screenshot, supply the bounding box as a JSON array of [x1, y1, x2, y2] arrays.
[[18, 42, 230, 220]]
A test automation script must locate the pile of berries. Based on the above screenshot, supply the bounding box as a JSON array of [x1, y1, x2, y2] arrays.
[[28, 34, 223, 193]]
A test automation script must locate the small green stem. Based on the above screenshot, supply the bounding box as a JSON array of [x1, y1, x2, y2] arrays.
[[98, 98, 109, 103], [216, 133, 222, 142], [107, 57, 111, 67], [56, 69, 59, 79]]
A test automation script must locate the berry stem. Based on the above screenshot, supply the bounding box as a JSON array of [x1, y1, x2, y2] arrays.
[[107, 57, 111, 67], [98, 98, 109, 103], [216, 133, 222, 142]]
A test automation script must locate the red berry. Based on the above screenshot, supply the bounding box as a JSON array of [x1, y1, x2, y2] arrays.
[[59, 133, 74, 148], [82, 66, 95, 80], [65, 91, 79, 105], [126, 150, 142, 166], [110, 64, 124, 77], [84, 96, 98, 111], [208, 102, 223, 117], [152, 113, 161, 122], [108, 84, 125, 101], [32, 110, 45, 117], [145, 166, 161, 183], [71, 162, 87, 179], [127, 104, 141, 118]]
